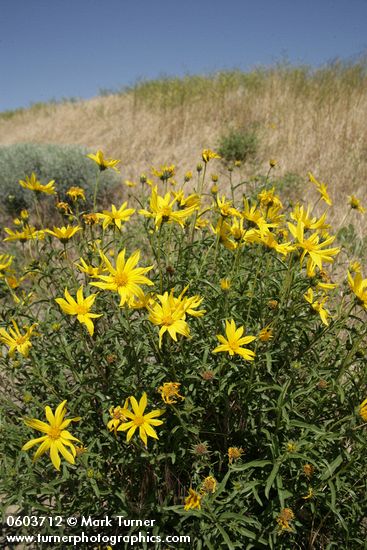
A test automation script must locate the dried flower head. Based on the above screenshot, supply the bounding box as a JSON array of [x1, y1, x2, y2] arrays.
[[67, 186, 85, 201], [317, 379, 328, 390], [259, 325, 273, 342], [276, 508, 295, 531], [56, 201, 72, 215], [82, 213, 99, 225], [158, 382, 185, 405], [201, 476, 217, 494], [201, 370, 215, 381], [191, 442, 210, 456], [228, 446, 244, 463], [303, 463, 315, 478]]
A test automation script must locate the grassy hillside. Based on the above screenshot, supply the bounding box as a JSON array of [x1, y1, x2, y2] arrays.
[[1, 62, 367, 230]]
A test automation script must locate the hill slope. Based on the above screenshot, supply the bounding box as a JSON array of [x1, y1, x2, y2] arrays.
[[1, 65, 367, 228]]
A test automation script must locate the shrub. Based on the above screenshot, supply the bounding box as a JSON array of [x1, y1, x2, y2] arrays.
[[0, 154, 366, 548], [218, 127, 259, 163], [0, 143, 119, 217]]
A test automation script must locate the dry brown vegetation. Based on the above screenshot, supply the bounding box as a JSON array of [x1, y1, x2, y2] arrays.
[[1, 63, 367, 230]]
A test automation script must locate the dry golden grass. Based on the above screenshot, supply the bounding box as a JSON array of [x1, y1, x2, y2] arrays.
[[1, 65, 367, 231]]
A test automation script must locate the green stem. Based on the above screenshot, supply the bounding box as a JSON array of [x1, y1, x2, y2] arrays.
[[190, 164, 207, 243], [93, 171, 101, 212], [157, 224, 164, 293]]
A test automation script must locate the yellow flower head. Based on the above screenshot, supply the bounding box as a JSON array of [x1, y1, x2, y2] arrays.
[[75, 257, 106, 278], [56, 201, 73, 215], [220, 278, 231, 291], [257, 231, 295, 256], [0, 254, 13, 272], [97, 202, 135, 230], [45, 225, 81, 243], [314, 269, 337, 291], [66, 186, 85, 201], [90, 249, 153, 307], [302, 487, 314, 500], [148, 290, 190, 348], [304, 288, 331, 326], [55, 286, 102, 336], [19, 173, 56, 195], [107, 399, 130, 434], [0, 320, 38, 357], [173, 190, 201, 210], [242, 197, 274, 235], [348, 270, 367, 309], [117, 392, 164, 446], [308, 172, 332, 205], [184, 171, 193, 182], [290, 204, 329, 231], [139, 186, 197, 230], [176, 286, 206, 317], [158, 382, 185, 405], [124, 179, 137, 188], [3, 226, 42, 242], [349, 260, 361, 273], [348, 195, 365, 214], [129, 292, 156, 310], [21, 400, 81, 471], [184, 488, 202, 511], [5, 273, 25, 290], [258, 187, 283, 209], [216, 195, 238, 218], [202, 149, 221, 163], [359, 398, 367, 422], [151, 164, 175, 181], [288, 220, 340, 271], [213, 319, 256, 361], [286, 441, 297, 452], [87, 150, 120, 171]]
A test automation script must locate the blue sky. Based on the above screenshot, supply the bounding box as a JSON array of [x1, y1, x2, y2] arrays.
[[1, 0, 366, 112]]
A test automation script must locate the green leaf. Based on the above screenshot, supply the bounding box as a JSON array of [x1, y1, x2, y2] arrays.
[[89, 479, 100, 498], [265, 461, 281, 499], [289, 420, 325, 435], [231, 460, 272, 472], [202, 535, 215, 550], [265, 352, 272, 374], [320, 455, 344, 480], [217, 524, 235, 550], [328, 479, 337, 511], [219, 512, 258, 526], [214, 470, 231, 498], [252, 485, 263, 506]]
